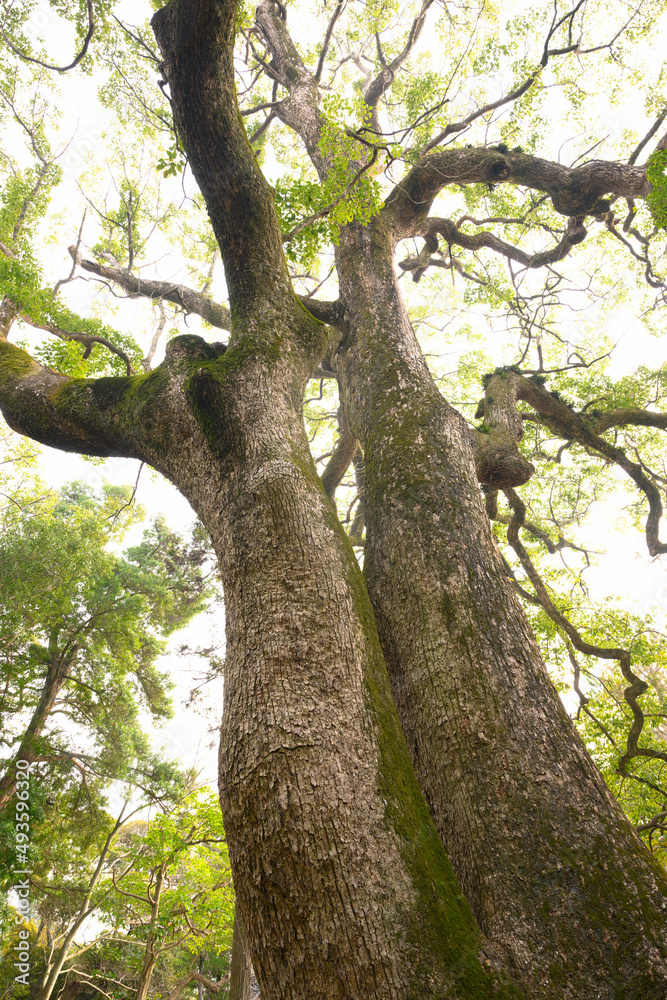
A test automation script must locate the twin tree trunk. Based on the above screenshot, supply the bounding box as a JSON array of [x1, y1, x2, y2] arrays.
[[0, 1, 665, 997]]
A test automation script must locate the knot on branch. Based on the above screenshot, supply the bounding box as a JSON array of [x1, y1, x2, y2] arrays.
[[489, 158, 511, 182], [566, 215, 587, 245], [165, 334, 223, 365], [475, 444, 535, 489], [398, 229, 442, 282], [472, 368, 535, 488]]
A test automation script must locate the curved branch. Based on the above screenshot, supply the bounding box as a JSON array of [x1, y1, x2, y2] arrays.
[[513, 376, 667, 556], [399, 214, 587, 280], [504, 488, 665, 774], [1, 0, 95, 73], [0, 333, 220, 465], [165, 971, 231, 1000], [69, 247, 232, 331], [387, 147, 649, 239], [320, 404, 359, 500], [363, 0, 435, 110], [475, 371, 667, 557], [20, 310, 136, 376]]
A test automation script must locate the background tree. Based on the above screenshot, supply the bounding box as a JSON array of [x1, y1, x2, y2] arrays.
[[0, 470, 219, 808], [0, 0, 667, 997], [1, 785, 234, 1000], [97, 789, 234, 1000]]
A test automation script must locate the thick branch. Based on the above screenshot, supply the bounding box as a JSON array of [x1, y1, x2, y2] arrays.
[[513, 377, 667, 556], [0, 335, 219, 464], [152, 0, 292, 324], [591, 408, 667, 433], [320, 403, 359, 500], [469, 370, 535, 488], [0, 341, 138, 457], [254, 1, 368, 185], [254, 1, 326, 173], [363, 0, 435, 111], [387, 147, 650, 240], [69, 247, 232, 331]]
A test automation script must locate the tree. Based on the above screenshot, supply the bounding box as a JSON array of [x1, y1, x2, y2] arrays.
[[17, 788, 234, 1000], [1, 1, 667, 997], [1, 781, 231, 1000], [0, 470, 218, 808]]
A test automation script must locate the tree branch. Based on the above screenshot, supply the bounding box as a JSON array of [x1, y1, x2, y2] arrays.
[[399, 214, 587, 281], [363, 0, 435, 111], [164, 970, 231, 1000], [314, 0, 346, 82], [254, 0, 327, 174], [320, 403, 359, 500], [19, 310, 136, 376], [591, 409, 667, 433], [152, 0, 293, 325], [69, 247, 232, 331], [387, 147, 650, 239], [0, 332, 223, 466], [418, 0, 585, 156], [477, 370, 667, 557], [504, 487, 666, 775]]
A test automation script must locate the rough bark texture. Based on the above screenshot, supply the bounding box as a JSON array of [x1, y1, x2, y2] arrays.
[[69, 247, 233, 331], [388, 149, 650, 238], [331, 213, 667, 997], [0, 246, 506, 1000], [471, 371, 535, 489], [0, 2, 526, 998]]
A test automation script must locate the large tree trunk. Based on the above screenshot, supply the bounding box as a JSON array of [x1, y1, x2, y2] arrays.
[[0, 2, 519, 998], [332, 216, 667, 996], [0, 317, 508, 999], [1, 1, 666, 998], [158, 338, 504, 999]]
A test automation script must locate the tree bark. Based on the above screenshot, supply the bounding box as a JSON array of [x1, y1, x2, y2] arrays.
[[3, 2, 524, 998], [1, 2, 666, 998], [331, 212, 667, 997]]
